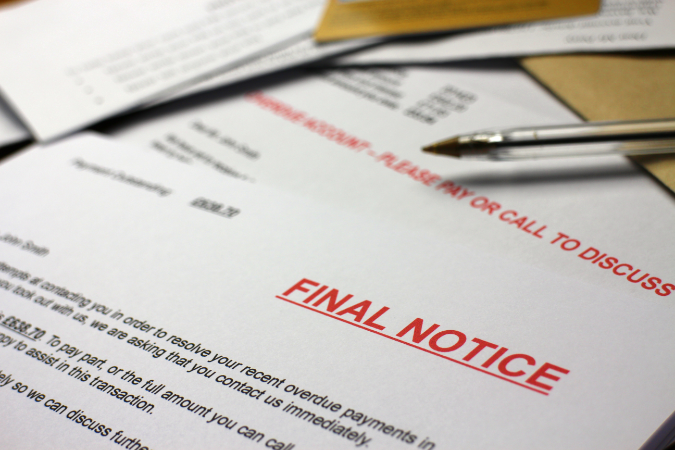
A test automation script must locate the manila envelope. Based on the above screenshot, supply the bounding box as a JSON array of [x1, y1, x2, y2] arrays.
[[314, 0, 600, 42], [521, 53, 675, 194]]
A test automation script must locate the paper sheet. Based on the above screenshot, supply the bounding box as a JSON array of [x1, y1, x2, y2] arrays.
[[157, 36, 378, 105], [1, 133, 674, 449], [107, 65, 675, 298], [328, 0, 675, 65], [0, 0, 324, 141]]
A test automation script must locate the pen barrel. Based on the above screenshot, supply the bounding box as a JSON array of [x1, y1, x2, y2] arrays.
[[498, 118, 675, 144], [466, 139, 675, 161]]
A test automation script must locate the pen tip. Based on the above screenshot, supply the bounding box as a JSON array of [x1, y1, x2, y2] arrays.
[[422, 137, 461, 157]]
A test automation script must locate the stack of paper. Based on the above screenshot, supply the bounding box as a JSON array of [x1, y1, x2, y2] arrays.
[[328, 0, 675, 64], [0, 1, 674, 450]]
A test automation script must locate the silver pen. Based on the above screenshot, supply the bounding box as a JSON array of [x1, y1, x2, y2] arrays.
[[422, 118, 675, 160]]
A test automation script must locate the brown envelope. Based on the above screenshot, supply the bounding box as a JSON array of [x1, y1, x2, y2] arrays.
[[314, 0, 600, 42], [521, 53, 675, 193]]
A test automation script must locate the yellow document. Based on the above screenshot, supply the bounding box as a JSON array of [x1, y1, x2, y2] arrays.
[[314, 0, 600, 42]]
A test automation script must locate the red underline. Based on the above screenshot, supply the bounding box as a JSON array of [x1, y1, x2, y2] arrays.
[[276, 295, 548, 396]]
